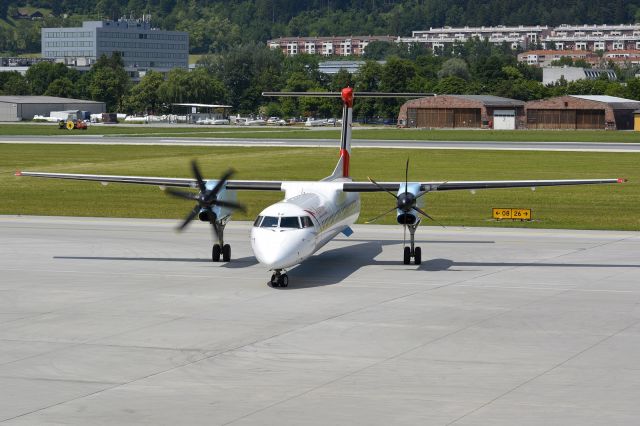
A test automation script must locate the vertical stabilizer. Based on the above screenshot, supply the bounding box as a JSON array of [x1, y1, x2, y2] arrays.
[[327, 87, 353, 180]]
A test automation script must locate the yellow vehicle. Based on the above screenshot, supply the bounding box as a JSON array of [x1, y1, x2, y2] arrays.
[[58, 119, 88, 130]]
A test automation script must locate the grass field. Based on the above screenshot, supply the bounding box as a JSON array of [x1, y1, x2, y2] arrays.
[[2, 123, 640, 142], [1, 143, 638, 231]]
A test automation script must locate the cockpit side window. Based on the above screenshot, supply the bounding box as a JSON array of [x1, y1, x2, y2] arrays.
[[280, 216, 301, 228], [260, 216, 279, 228], [300, 216, 314, 228], [253, 216, 264, 227]]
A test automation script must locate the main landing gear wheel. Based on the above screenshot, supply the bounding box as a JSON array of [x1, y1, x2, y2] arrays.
[[222, 244, 231, 262], [403, 247, 411, 265], [414, 246, 421, 265], [403, 246, 422, 265], [212, 244, 221, 262]]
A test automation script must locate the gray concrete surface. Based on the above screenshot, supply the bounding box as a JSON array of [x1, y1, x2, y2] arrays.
[[1, 216, 640, 425], [2, 135, 640, 152]]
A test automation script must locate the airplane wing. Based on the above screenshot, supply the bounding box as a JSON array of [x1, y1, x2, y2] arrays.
[[15, 171, 283, 191], [16, 172, 624, 192], [342, 178, 625, 192]]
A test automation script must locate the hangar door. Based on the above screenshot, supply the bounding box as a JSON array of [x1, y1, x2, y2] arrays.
[[493, 110, 516, 130], [408, 108, 481, 128], [527, 109, 605, 129]]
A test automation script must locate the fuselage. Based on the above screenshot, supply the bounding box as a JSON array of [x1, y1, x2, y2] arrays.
[[251, 180, 360, 270]]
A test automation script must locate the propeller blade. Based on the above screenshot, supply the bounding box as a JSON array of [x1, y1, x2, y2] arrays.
[[210, 168, 235, 197], [405, 157, 409, 192], [213, 199, 247, 212], [367, 176, 398, 200], [364, 206, 397, 224], [412, 206, 446, 228], [177, 206, 200, 231], [191, 160, 207, 193], [166, 188, 199, 201]]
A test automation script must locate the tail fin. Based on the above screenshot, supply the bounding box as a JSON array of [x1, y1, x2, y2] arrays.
[[261, 89, 432, 181], [329, 87, 353, 179]]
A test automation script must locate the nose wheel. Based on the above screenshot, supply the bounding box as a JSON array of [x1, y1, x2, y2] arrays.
[[270, 270, 289, 288]]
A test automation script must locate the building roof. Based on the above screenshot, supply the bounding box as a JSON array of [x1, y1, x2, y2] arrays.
[[0, 96, 104, 104], [449, 95, 525, 107], [570, 95, 640, 109], [519, 50, 595, 57], [172, 103, 232, 108]]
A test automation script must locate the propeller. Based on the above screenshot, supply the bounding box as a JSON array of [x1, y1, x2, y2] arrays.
[[165, 161, 246, 239], [365, 158, 444, 229]]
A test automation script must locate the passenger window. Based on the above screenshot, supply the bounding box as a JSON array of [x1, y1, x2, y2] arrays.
[[260, 216, 279, 228], [253, 216, 263, 227], [280, 216, 301, 228], [300, 216, 314, 228]]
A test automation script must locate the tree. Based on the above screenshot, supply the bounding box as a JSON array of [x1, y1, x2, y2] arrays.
[[44, 77, 76, 98], [437, 58, 471, 80], [26, 62, 76, 95], [121, 70, 165, 114], [85, 54, 130, 111], [0, 72, 29, 95], [157, 67, 227, 106], [434, 76, 468, 94]]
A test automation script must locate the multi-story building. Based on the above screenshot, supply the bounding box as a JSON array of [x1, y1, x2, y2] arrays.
[[517, 50, 598, 67], [267, 36, 396, 56], [41, 17, 189, 73], [543, 24, 640, 51], [398, 25, 549, 50]]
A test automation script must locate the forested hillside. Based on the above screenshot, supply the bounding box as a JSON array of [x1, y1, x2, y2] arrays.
[[2, 0, 640, 54]]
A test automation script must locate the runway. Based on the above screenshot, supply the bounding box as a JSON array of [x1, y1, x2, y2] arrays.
[[2, 216, 640, 425], [2, 135, 640, 152]]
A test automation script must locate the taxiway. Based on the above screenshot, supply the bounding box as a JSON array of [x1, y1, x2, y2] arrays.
[[2, 135, 640, 152], [1, 216, 640, 425]]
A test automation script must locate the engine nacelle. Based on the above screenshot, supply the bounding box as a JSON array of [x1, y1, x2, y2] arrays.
[[397, 211, 418, 225], [197, 179, 238, 221], [396, 182, 422, 225]]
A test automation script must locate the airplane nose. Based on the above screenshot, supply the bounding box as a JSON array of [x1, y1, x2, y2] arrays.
[[251, 229, 307, 269]]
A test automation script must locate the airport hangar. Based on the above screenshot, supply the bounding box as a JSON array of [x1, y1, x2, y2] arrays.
[[0, 96, 105, 121], [398, 94, 640, 130], [525, 95, 640, 130], [397, 95, 526, 130]]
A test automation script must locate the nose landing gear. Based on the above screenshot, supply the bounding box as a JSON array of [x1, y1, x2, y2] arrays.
[[270, 270, 289, 288]]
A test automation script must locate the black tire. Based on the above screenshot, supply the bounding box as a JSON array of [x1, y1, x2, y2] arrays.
[[212, 244, 221, 262], [270, 274, 277, 287], [403, 246, 411, 265], [414, 246, 421, 265], [281, 274, 289, 288], [222, 244, 231, 262]]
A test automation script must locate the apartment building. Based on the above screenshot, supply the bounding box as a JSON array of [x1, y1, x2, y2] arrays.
[[398, 25, 549, 50], [267, 36, 396, 56], [543, 24, 640, 51]]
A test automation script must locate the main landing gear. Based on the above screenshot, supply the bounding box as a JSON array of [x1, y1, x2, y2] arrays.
[[211, 219, 232, 262], [403, 221, 422, 265], [270, 270, 289, 288]]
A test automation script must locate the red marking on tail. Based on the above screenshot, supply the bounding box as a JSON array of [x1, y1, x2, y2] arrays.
[[341, 87, 353, 108], [618, 178, 627, 183], [340, 149, 350, 177], [14, 170, 22, 176]]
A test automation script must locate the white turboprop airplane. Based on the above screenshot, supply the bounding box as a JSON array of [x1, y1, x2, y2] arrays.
[[16, 88, 626, 287]]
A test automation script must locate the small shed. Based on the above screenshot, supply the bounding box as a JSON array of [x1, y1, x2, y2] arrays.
[[525, 95, 640, 130], [398, 95, 525, 129]]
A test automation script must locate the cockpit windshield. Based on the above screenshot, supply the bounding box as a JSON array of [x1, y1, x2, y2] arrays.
[[280, 217, 300, 228], [259, 216, 279, 228], [254, 215, 315, 229]]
